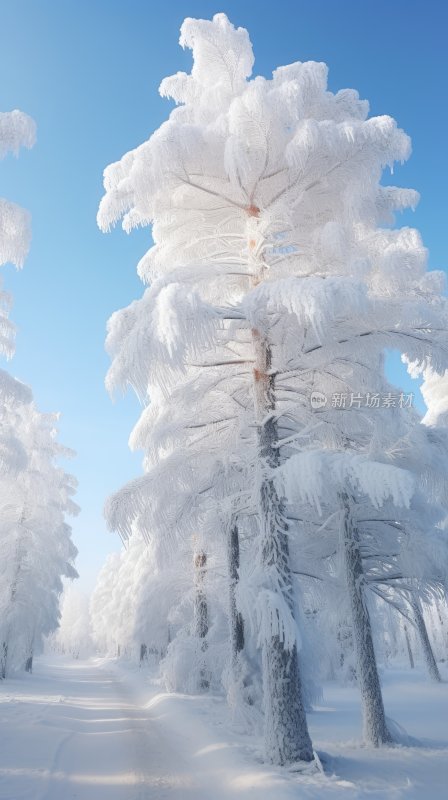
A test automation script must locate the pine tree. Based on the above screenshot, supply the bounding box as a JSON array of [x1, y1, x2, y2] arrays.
[[98, 13, 448, 759], [1, 107, 79, 677]]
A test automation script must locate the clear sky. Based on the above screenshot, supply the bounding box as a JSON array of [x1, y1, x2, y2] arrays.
[[0, 0, 447, 590]]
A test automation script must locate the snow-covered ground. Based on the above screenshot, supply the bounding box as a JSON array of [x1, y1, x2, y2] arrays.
[[0, 656, 447, 799]]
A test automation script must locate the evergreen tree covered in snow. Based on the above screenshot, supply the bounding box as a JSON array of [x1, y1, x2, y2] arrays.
[[420, 367, 448, 427], [51, 585, 92, 659], [0, 107, 79, 678], [0, 403, 79, 676], [0, 109, 35, 278], [0, 109, 35, 362], [97, 14, 448, 761]]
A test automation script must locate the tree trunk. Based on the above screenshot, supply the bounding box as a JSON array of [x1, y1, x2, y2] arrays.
[[1, 508, 27, 680], [403, 624, 414, 669], [140, 643, 147, 664], [341, 493, 392, 746], [1, 641, 7, 680], [252, 330, 314, 764], [25, 654, 33, 673], [411, 598, 441, 682], [435, 599, 447, 659], [194, 550, 210, 690], [336, 623, 356, 683], [246, 211, 313, 765], [228, 521, 244, 667]]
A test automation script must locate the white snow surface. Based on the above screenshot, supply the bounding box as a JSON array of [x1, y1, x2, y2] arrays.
[[0, 655, 447, 799]]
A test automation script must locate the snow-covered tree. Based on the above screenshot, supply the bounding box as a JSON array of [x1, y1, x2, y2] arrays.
[[0, 106, 79, 678], [412, 366, 448, 671], [0, 107, 35, 367], [0, 109, 35, 278], [0, 403, 79, 677], [97, 13, 448, 761], [90, 550, 122, 656], [90, 530, 194, 670], [50, 585, 93, 659]]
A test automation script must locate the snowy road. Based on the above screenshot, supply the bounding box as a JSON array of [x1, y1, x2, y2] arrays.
[[0, 656, 305, 800], [0, 656, 187, 799], [0, 656, 447, 799]]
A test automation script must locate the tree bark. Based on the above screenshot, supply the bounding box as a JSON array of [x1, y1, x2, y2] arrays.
[[246, 211, 313, 765], [403, 625, 414, 669], [1, 641, 7, 680], [341, 493, 392, 746], [2, 507, 27, 680], [435, 599, 447, 659], [194, 550, 210, 690], [252, 331, 314, 764], [228, 521, 244, 667], [411, 598, 441, 682]]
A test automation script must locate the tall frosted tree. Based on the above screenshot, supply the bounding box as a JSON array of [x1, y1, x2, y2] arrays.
[[280, 403, 448, 742], [0, 107, 79, 677], [51, 585, 93, 659], [416, 366, 448, 668], [98, 14, 447, 761], [0, 106, 36, 449], [0, 402, 79, 677]]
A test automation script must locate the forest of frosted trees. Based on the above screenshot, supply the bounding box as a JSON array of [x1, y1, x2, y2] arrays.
[[90, 14, 448, 767], [1, 11, 447, 775]]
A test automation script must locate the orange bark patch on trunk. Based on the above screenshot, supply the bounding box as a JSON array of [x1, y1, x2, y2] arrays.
[[253, 368, 267, 382], [246, 204, 260, 217]]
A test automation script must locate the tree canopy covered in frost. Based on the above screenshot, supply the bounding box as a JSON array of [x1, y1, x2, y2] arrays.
[[0, 110, 36, 363], [0, 383, 79, 679], [420, 367, 448, 426], [0, 107, 79, 678], [49, 585, 92, 659], [0, 397, 79, 678], [96, 13, 448, 764], [0, 110, 35, 276]]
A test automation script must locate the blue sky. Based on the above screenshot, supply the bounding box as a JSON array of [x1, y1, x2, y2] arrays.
[[1, 0, 446, 589]]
